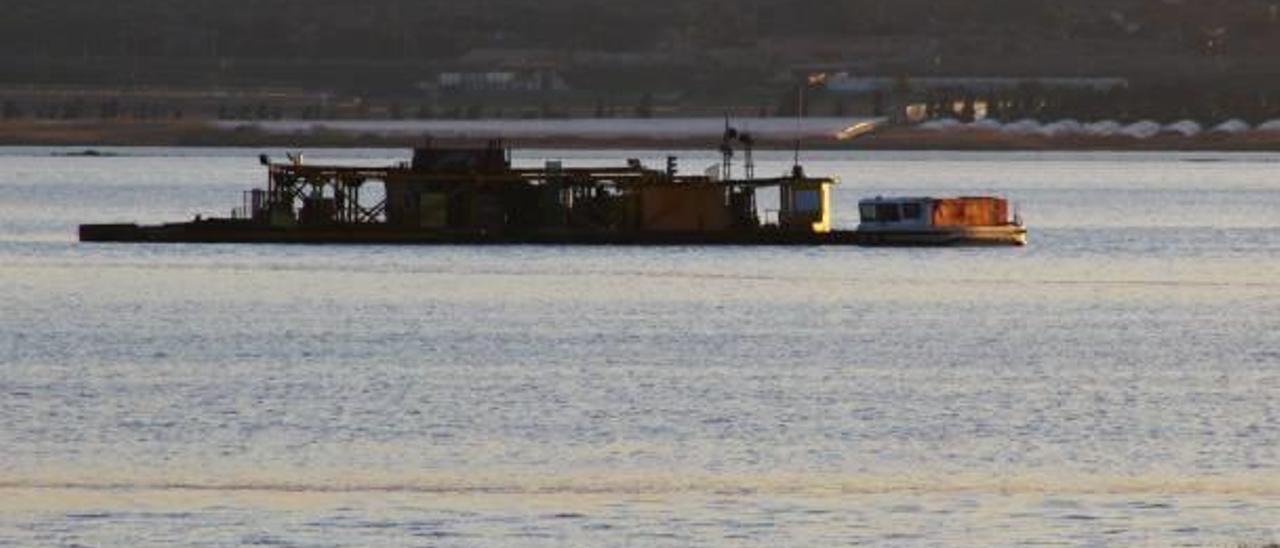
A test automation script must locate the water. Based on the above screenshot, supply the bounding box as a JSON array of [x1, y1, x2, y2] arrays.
[[1, 147, 1278, 546]]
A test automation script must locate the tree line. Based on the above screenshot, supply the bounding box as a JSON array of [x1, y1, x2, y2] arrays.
[[3, 0, 1277, 60]]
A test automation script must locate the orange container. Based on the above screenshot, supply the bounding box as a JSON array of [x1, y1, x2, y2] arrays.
[[931, 197, 1008, 226]]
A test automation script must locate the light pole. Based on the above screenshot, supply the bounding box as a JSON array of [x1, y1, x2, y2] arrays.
[[793, 73, 826, 174]]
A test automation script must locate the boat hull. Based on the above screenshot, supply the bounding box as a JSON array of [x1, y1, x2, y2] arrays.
[[852, 225, 1028, 246], [80, 221, 1027, 247], [79, 222, 857, 246]]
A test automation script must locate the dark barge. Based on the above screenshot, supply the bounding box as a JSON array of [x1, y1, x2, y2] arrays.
[[81, 142, 851, 245], [78, 143, 1024, 246]]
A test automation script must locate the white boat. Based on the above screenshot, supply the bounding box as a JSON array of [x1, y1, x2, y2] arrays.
[[855, 196, 1027, 246]]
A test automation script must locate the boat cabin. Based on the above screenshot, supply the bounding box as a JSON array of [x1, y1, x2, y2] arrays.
[[858, 196, 1012, 229]]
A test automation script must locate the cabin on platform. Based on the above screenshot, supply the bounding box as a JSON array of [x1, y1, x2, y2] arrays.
[[858, 196, 1011, 228]]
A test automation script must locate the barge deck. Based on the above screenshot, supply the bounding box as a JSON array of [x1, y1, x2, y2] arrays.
[[79, 223, 1026, 246], [77, 141, 1025, 247]]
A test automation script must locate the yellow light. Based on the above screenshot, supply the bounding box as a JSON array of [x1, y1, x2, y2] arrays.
[[836, 121, 877, 141]]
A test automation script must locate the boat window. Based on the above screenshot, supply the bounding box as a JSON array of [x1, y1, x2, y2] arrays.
[[859, 204, 877, 221], [902, 203, 922, 219], [875, 203, 901, 222], [794, 190, 821, 212]]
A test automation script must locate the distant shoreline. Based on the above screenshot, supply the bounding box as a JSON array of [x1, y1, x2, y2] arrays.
[[3, 119, 1280, 151]]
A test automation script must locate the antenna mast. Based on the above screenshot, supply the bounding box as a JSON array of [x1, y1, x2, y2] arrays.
[[720, 113, 736, 180], [793, 82, 803, 170]]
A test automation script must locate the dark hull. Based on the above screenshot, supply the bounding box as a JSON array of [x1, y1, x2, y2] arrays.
[[853, 225, 1028, 247], [79, 222, 1026, 247]]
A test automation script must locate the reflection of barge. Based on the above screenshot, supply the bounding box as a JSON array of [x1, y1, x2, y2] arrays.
[[855, 196, 1027, 246], [79, 143, 1025, 246]]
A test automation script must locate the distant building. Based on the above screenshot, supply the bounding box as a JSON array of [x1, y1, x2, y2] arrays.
[[811, 73, 1130, 122], [427, 48, 573, 94], [823, 75, 1129, 94], [432, 69, 569, 93]]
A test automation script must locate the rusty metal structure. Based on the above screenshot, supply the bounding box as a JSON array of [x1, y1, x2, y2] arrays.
[[81, 141, 838, 244], [233, 141, 831, 235]]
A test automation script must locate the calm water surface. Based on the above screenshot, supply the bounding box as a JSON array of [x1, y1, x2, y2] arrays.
[[1, 147, 1278, 546]]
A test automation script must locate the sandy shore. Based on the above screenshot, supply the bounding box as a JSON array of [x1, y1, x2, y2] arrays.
[[3, 119, 1280, 151]]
